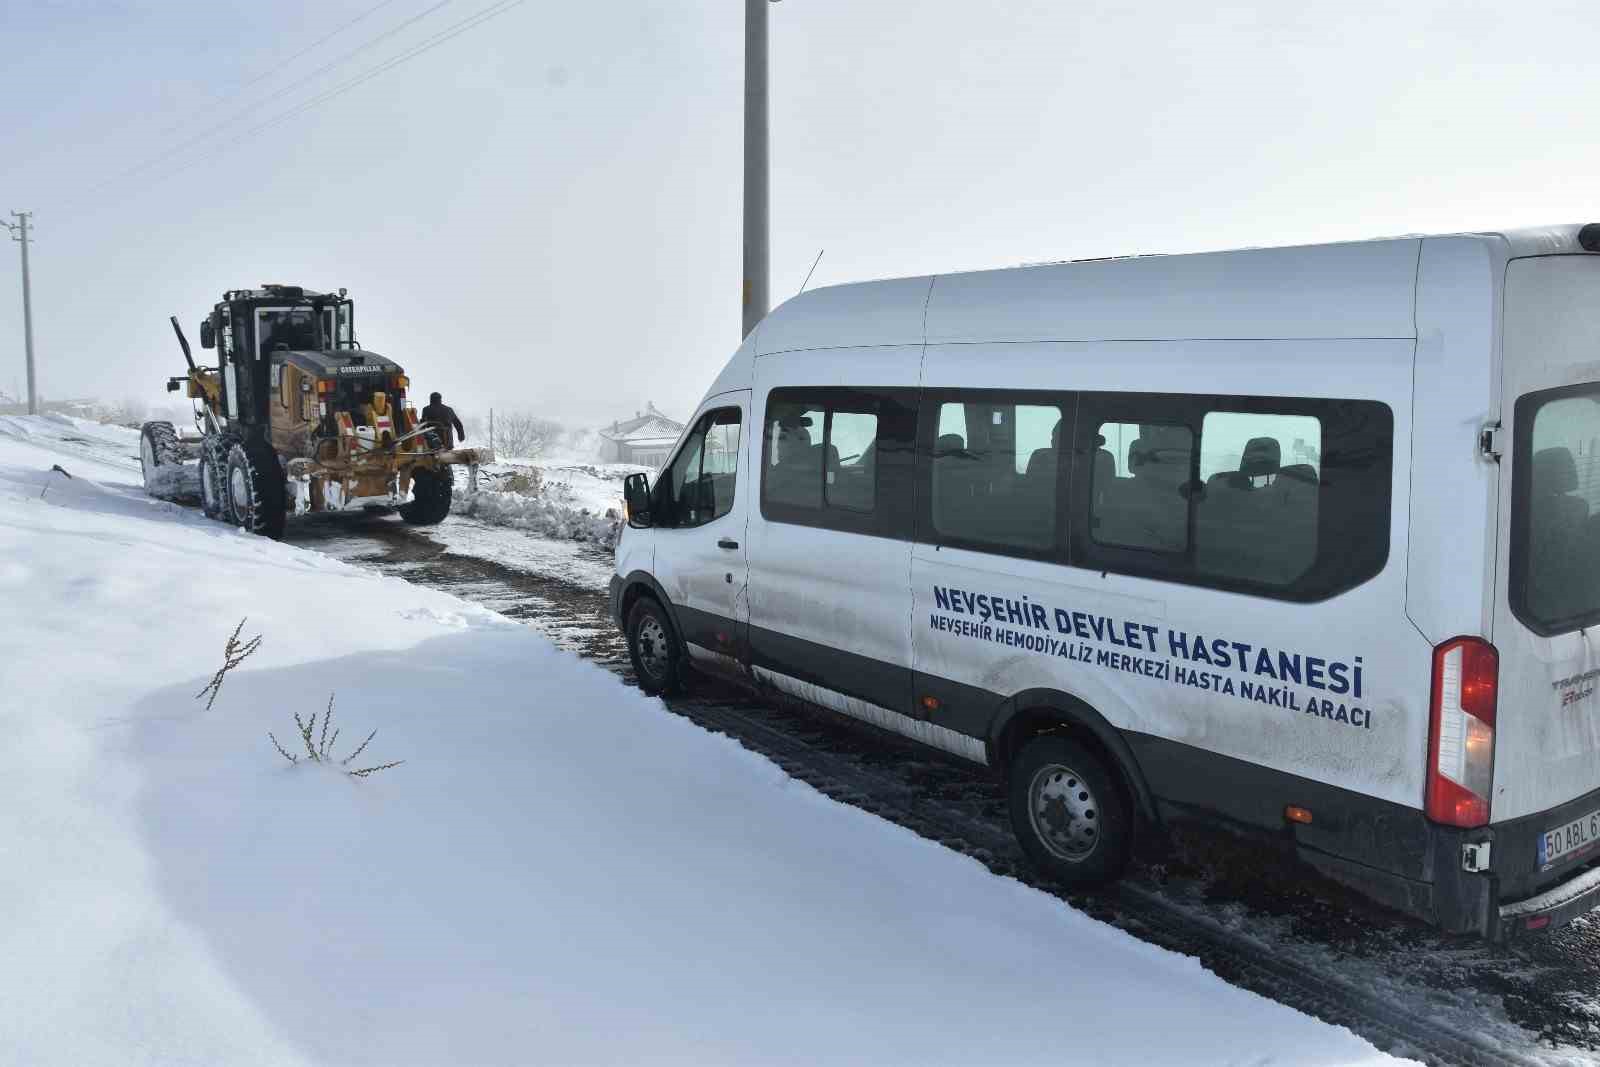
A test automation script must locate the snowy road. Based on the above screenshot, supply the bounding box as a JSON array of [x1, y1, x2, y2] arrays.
[[288, 511, 1600, 1067]]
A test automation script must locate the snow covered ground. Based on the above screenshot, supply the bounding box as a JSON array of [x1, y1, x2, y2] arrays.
[[0, 415, 1410, 1065]]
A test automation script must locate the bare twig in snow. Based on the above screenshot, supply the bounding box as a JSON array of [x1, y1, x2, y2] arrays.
[[195, 617, 262, 710], [267, 694, 403, 778], [268, 731, 298, 764]]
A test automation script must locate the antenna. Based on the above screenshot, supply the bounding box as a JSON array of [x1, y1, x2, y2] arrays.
[[797, 248, 825, 296]]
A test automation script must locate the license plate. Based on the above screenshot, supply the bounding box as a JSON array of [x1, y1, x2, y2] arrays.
[[1538, 807, 1600, 870]]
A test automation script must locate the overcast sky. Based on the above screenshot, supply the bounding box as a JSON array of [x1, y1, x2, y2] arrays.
[[3, 0, 1600, 426]]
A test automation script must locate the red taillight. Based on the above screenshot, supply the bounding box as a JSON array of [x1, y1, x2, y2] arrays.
[[1426, 637, 1498, 828]]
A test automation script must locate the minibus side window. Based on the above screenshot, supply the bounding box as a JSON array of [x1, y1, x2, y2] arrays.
[[1071, 393, 1391, 602], [925, 396, 1068, 556], [761, 387, 919, 538], [1195, 411, 1321, 587]]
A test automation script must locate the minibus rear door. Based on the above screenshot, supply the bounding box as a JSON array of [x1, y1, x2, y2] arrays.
[[1490, 255, 1600, 829]]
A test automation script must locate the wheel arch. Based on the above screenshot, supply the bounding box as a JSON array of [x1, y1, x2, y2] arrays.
[[619, 570, 690, 657], [990, 689, 1160, 827]]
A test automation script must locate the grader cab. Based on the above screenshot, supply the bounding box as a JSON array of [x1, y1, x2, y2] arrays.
[[139, 284, 492, 537]]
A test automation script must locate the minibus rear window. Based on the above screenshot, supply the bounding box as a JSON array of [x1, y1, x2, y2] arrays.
[[1510, 384, 1600, 635]]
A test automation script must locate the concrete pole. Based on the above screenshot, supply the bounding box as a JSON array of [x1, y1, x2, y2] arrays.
[[741, 0, 769, 340], [10, 212, 36, 414]]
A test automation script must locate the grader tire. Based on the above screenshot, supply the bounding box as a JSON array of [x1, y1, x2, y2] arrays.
[[226, 440, 286, 539], [138, 421, 183, 497], [400, 429, 452, 525], [400, 467, 453, 525], [197, 437, 230, 520]]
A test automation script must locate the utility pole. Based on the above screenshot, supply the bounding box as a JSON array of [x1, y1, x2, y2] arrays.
[[742, 0, 771, 339], [6, 212, 37, 414]]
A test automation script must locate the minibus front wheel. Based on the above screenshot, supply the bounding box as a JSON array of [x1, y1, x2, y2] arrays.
[[626, 597, 683, 696], [1009, 735, 1132, 886]]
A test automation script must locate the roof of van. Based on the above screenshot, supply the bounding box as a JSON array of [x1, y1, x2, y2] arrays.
[[752, 224, 1596, 356]]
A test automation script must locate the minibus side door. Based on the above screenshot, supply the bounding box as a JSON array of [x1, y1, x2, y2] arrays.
[[746, 349, 921, 722], [652, 392, 751, 676]]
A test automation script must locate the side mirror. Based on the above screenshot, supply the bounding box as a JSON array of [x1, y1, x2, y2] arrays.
[[199, 319, 215, 349], [623, 472, 653, 527]]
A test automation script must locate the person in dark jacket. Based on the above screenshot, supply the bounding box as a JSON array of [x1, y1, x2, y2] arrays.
[[421, 392, 466, 450]]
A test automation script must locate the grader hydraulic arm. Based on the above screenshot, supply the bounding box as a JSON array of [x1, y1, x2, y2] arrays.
[[166, 315, 222, 432]]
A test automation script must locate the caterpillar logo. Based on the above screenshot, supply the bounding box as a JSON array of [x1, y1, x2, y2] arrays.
[[336, 365, 385, 375]]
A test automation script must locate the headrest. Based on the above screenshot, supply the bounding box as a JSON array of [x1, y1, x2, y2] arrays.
[[1240, 437, 1281, 478], [1534, 447, 1579, 494], [1279, 463, 1317, 484], [1051, 419, 1062, 449], [1093, 448, 1115, 478], [1128, 438, 1151, 470], [936, 433, 965, 453]]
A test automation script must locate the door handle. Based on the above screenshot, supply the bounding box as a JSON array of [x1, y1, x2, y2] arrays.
[[718, 538, 740, 550]]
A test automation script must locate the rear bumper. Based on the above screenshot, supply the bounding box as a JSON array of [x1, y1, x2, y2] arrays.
[[1476, 782, 1600, 941], [1498, 864, 1600, 940]]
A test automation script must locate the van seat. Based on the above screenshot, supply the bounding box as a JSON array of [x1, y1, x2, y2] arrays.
[[1534, 446, 1581, 494], [1197, 441, 1315, 585], [1529, 447, 1591, 619], [1112, 433, 1189, 551], [767, 425, 822, 508]]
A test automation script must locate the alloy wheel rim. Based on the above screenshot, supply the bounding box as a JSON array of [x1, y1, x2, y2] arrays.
[[1027, 762, 1101, 862]]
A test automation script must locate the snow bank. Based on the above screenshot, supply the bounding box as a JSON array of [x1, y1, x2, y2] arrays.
[[0, 418, 1409, 1066], [454, 459, 637, 548], [144, 459, 201, 502]]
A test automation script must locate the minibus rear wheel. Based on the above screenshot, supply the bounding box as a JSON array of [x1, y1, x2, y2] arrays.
[[1008, 735, 1131, 886], [626, 597, 682, 696]]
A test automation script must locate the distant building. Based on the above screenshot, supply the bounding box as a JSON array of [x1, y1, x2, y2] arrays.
[[597, 403, 683, 467]]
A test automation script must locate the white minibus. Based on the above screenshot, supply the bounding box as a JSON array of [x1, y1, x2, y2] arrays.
[[612, 224, 1600, 940]]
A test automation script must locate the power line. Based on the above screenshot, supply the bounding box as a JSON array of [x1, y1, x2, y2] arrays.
[[80, 0, 458, 200], [149, 0, 409, 141], [68, 0, 527, 213]]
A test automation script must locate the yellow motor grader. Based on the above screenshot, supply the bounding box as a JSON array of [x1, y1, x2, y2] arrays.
[[138, 284, 492, 537]]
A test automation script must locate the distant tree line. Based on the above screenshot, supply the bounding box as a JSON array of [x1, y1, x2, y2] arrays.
[[462, 412, 567, 459]]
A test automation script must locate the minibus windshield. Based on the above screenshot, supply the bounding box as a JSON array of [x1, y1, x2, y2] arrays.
[[1512, 383, 1600, 633]]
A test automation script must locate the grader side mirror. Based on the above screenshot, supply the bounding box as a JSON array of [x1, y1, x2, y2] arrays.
[[623, 472, 652, 528], [199, 319, 215, 349]]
